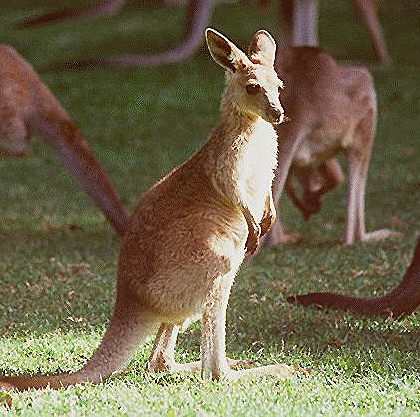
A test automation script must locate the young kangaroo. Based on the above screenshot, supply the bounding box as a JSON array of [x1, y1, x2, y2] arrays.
[[0, 28, 293, 391], [0, 45, 129, 236], [263, 46, 401, 246]]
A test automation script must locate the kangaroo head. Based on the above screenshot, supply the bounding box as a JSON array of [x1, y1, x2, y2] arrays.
[[206, 28, 284, 124]]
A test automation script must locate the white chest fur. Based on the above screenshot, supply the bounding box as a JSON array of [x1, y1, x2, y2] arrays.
[[235, 119, 278, 221]]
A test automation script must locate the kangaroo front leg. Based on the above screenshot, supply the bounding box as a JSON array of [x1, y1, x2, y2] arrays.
[[259, 193, 276, 237], [201, 273, 295, 381], [298, 158, 344, 220], [316, 158, 344, 197], [285, 167, 322, 221], [240, 204, 261, 255]]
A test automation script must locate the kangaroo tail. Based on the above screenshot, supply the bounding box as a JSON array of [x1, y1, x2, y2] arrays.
[[16, 0, 126, 28], [287, 236, 420, 319], [0, 290, 158, 391], [33, 114, 130, 237]]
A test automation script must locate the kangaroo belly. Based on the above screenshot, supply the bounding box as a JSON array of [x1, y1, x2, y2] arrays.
[[293, 123, 353, 168], [121, 210, 247, 320]]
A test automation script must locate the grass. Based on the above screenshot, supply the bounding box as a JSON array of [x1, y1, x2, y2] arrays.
[[0, 0, 419, 415]]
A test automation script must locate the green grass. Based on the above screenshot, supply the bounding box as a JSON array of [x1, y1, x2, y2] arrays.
[[0, 0, 420, 415]]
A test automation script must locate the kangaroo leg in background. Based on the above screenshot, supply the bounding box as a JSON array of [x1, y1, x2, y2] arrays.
[[52, 0, 218, 69], [279, 0, 390, 64], [16, 0, 127, 28], [292, 0, 319, 46], [344, 106, 401, 244], [261, 124, 308, 246], [351, 0, 390, 64]]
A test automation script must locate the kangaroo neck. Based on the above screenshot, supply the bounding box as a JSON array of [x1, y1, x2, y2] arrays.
[[205, 105, 271, 154], [193, 102, 277, 208]]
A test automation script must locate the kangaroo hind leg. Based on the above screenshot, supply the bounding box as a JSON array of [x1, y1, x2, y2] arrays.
[[345, 109, 402, 244], [147, 321, 254, 374], [147, 323, 201, 373], [201, 273, 294, 381]]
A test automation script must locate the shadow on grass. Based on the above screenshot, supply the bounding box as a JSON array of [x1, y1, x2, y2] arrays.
[[0, 226, 120, 337], [1, 227, 419, 378]]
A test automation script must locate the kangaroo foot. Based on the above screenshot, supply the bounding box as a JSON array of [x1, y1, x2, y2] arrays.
[[362, 229, 404, 242], [147, 357, 254, 374], [222, 364, 295, 381]]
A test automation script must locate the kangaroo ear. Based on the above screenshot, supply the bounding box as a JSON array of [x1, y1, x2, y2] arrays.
[[205, 28, 248, 73], [248, 30, 277, 67]]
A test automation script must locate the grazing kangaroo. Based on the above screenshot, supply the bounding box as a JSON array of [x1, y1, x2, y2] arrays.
[[0, 45, 129, 236], [288, 234, 420, 318], [263, 46, 400, 246], [0, 28, 293, 391]]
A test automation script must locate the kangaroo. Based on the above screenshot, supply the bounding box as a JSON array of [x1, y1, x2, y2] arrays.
[[263, 46, 401, 246], [0, 28, 293, 391], [0, 45, 129, 236], [288, 234, 420, 318]]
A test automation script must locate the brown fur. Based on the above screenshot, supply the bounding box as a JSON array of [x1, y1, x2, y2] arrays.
[[0, 28, 293, 391], [0, 45, 129, 236]]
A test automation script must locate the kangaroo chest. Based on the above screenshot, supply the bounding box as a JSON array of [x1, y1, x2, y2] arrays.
[[232, 121, 278, 219]]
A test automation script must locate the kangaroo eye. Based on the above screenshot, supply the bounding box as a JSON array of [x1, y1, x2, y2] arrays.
[[246, 84, 261, 95]]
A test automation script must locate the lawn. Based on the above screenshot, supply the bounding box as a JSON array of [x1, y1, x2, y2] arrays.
[[0, 0, 419, 415]]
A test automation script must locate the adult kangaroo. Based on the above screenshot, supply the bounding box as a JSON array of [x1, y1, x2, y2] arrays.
[[0, 28, 293, 391]]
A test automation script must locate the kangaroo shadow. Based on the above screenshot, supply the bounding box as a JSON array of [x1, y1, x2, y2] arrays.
[[0, 226, 120, 338]]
